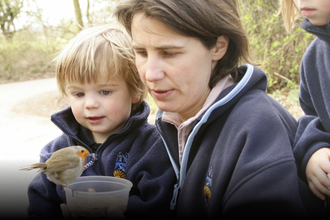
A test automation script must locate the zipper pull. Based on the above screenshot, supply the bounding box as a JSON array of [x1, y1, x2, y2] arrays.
[[91, 153, 98, 161], [83, 153, 97, 171], [170, 183, 180, 210]]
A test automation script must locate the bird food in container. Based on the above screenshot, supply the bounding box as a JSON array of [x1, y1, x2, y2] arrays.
[[64, 176, 132, 218]]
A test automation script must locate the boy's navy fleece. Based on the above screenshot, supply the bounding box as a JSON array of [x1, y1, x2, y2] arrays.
[[27, 101, 175, 219], [156, 64, 323, 219], [293, 17, 330, 182]]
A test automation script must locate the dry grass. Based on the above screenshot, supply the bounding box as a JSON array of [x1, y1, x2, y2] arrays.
[[269, 88, 304, 120]]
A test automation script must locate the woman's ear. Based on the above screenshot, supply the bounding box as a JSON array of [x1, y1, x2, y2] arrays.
[[211, 36, 229, 61]]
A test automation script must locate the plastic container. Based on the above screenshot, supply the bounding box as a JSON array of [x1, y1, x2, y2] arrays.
[[64, 176, 133, 219]]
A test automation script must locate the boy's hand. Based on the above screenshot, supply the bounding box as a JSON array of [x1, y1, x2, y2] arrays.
[[306, 148, 330, 200]]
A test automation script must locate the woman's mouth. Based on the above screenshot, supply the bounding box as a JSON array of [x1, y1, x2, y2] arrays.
[[151, 89, 173, 100]]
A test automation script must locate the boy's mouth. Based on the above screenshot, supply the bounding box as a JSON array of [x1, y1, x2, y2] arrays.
[[87, 116, 105, 124]]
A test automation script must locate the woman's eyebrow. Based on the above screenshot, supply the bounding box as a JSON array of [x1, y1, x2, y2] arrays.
[[133, 43, 185, 51], [156, 45, 185, 50], [132, 44, 144, 50]]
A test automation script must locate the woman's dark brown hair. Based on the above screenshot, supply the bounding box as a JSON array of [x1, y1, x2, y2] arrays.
[[114, 0, 254, 88]]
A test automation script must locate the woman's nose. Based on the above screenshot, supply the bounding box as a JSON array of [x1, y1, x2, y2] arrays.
[[144, 57, 165, 82]]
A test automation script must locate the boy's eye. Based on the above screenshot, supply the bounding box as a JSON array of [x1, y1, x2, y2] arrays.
[[101, 90, 110, 95], [76, 92, 84, 97]]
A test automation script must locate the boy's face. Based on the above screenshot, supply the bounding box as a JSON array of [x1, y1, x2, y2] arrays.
[[294, 0, 330, 25], [67, 74, 140, 143]]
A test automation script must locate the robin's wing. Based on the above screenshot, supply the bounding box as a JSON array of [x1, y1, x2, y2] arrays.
[[45, 152, 80, 173]]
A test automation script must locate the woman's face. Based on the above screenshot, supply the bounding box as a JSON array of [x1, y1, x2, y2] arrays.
[[131, 13, 227, 121]]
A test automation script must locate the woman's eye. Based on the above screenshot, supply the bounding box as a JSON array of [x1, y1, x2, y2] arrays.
[[163, 52, 176, 57], [136, 50, 147, 57], [101, 90, 110, 95]]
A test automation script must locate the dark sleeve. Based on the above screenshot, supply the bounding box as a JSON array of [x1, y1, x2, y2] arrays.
[[27, 173, 64, 218], [27, 135, 71, 218], [222, 95, 323, 219], [298, 60, 318, 116], [124, 130, 176, 219], [294, 115, 330, 180], [293, 59, 330, 181]]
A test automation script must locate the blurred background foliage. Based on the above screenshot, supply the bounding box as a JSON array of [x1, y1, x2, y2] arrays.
[[239, 0, 314, 117], [240, 0, 314, 92], [0, 0, 118, 83], [0, 0, 314, 118], [0, 0, 314, 86]]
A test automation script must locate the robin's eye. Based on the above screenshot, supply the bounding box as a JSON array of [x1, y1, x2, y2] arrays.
[[81, 150, 84, 153]]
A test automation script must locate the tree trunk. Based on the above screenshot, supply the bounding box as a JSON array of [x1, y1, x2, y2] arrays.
[[72, 0, 83, 32], [0, 0, 23, 43], [86, 0, 92, 26]]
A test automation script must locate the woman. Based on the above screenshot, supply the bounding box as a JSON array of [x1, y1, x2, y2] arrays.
[[114, 0, 322, 218]]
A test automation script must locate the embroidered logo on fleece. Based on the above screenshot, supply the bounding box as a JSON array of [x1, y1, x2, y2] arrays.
[[203, 166, 213, 206], [113, 152, 129, 179]]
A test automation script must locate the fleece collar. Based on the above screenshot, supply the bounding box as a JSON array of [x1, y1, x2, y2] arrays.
[[302, 17, 330, 43]]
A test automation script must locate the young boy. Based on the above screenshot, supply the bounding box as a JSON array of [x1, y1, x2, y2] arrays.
[[281, 0, 330, 202], [27, 25, 175, 219]]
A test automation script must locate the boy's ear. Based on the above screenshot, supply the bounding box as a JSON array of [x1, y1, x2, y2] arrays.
[[211, 36, 229, 61], [132, 94, 141, 104]]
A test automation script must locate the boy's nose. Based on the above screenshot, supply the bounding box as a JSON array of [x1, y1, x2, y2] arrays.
[[85, 95, 100, 109]]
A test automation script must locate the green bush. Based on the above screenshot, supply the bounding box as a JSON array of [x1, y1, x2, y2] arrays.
[[240, 0, 315, 91], [0, 24, 75, 83]]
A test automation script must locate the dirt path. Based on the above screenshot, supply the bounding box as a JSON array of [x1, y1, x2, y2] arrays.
[[0, 78, 64, 218]]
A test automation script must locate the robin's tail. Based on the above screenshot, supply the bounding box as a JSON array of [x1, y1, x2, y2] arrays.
[[19, 163, 47, 172]]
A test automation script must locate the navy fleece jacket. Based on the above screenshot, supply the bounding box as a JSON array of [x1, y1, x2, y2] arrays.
[[293, 17, 330, 180], [27, 101, 175, 219], [157, 64, 323, 219]]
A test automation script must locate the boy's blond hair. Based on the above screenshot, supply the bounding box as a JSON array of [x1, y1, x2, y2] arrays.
[[54, 25, 147, 111], [280, 0, 301, 32]]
